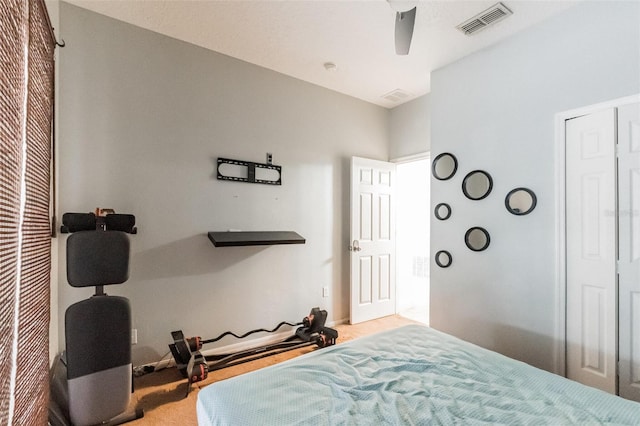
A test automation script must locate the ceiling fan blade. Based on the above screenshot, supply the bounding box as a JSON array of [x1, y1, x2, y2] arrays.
[[394, 6, 416, 55]]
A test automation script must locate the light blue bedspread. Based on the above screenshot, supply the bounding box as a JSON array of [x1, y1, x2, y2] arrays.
[[196, 324, 640, 425]]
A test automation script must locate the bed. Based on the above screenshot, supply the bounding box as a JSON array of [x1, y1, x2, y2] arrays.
[[196, 324, 640, 425]]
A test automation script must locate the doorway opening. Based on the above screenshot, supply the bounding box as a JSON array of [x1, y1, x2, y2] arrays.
[[395, 155, 430, 325]]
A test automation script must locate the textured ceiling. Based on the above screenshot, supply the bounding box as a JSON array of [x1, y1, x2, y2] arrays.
[[66, 0, 580, 108]]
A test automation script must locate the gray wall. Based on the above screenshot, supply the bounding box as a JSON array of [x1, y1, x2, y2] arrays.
[[389, 94, 430, 159], [57, 3, 389, 366], [430, 1, 640, 372]]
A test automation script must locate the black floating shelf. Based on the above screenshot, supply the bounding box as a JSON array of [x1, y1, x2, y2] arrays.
[[207, 231, 305, 247]]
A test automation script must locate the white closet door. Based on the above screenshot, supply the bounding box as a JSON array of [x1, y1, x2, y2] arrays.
[[618, 102, 640, 401], [566, 108, 617, 394], [350, 157, 396, 324]]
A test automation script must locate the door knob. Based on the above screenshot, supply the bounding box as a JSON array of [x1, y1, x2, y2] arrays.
[[349, 240, 362, 252]]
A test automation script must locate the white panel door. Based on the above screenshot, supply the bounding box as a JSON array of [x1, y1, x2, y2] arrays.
[[566, 109, 617, 394], [618, 102, 640, 401], [350, 157, 396, 324]]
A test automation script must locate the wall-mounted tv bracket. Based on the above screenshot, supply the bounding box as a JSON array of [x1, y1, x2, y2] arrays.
[[217, 157, 282, 185], [169, 307, 338, 397]]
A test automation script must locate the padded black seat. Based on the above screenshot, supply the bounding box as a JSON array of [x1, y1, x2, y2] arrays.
[[64, 227, 134, 426]]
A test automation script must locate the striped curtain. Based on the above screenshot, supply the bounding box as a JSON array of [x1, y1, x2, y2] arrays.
[[0, 0, 55, 424]]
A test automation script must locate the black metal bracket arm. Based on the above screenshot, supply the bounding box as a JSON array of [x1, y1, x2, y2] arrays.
[[217, 157, 282, 185]]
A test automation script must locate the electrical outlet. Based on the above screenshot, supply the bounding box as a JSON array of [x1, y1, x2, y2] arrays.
[[132, 329, 138, 345], [322, 286, 329, 298]]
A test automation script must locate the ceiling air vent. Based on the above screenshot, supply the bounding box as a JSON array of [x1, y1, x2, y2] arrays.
[[456, 2, 513, 36], [382, 89, 412, 103]]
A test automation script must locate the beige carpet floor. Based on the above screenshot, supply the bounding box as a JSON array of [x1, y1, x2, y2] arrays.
[[127, 315, 419, 425]]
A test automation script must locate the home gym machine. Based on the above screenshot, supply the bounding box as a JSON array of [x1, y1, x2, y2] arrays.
[[168, 307, 338, 395], [49, 210, 143, 426]]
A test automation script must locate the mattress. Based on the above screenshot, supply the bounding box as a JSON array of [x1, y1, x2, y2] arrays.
[[196, 324, 640, 425]]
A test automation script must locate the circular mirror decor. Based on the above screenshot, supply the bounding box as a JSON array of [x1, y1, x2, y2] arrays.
[[462, 170, 493, 200], [435, 250, 453, 268], [434, 203, 452, 221], [432, 153, 458, 181], [505, 188, 537, 216], [465, 227, 491, 252]]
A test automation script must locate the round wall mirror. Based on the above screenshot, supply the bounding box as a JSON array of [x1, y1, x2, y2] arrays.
[[434, 203, 452, 220], [435, 250, 452, 268], [462, 170, 493, 200], [465, 227, 490, 252], [505, 188, 537, 215], [432, 153, 458, 181]]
